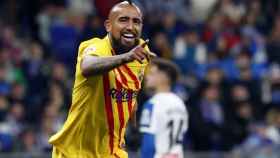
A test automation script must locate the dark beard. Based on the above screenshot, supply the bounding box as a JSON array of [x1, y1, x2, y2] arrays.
[[110, 34, 139, 55]]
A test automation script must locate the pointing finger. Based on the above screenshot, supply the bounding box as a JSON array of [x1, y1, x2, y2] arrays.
[[140, 39, 149, 48], [148, 51, 157, 57]]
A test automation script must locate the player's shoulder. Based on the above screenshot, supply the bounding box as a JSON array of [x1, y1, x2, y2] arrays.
[[80, 36, 107, 48], [149, 93, 172, 108], [152, 92, 182, 102], [152, 93, 186, 109], [78, 36, 111, 56]]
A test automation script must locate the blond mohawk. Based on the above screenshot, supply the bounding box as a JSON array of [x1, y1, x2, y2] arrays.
[[124, 0, 132, 5]]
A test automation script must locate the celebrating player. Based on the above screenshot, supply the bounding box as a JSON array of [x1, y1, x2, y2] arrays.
[[140, 58, 188, 158], [49, 1, 155, 158]]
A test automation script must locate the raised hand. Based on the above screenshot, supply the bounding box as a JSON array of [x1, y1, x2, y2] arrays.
[[125, 39, 157, 63]]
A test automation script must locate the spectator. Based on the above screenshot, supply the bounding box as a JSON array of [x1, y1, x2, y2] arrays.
[[266, 16, 280, 65], [237, 108, 280, 153], [160, 12, 184, 44], [80, 15, 106, 41], [5, 102, 25, 137], [189, 84, 226, 151], [0, 65, 11, 96], [17, 127, 39, 152], [8, 82, 26, 104], [262, 64, 280, 107], [225, 101, 253, 150], [190, 0, 218, 23], [173, 29, 207, 76], [265, 108, 280, 144], [229, 52, 263, 112], [23, 42, 47, 101], [0, 95, 13, 152], [205, 66, 224, 86], [37, 105, 59, 152], [218, 0, 246, 25], [46, 81, 67, 111], [151, 32, 172, 59], [0, 95, 9, 122], [139, 0, 188, 22], [67, 0, 95, 15]]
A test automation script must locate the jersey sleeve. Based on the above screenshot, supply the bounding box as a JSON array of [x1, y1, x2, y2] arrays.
[[140, 133, 155, 158], [139, 101, 158, 134], [77, 39, 105, 63]]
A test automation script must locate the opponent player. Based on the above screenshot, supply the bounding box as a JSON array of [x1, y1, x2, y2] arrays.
[[48, 1, 155, 158], [140, 58, 188, 158]]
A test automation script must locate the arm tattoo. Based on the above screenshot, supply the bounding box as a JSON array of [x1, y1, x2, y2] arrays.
[[81, 54, 129, 77]]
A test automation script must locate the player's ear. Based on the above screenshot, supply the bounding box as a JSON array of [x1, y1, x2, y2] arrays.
[[104, 20, 111, 32]]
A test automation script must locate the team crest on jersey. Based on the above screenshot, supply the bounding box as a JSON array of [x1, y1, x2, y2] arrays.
[[84, 45, 97, 55]]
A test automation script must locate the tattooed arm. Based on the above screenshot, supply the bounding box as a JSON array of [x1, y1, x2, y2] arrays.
[[81, 54, 130, 77], [81, 41, 156, 77]]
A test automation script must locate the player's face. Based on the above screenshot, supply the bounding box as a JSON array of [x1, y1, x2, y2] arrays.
[[107, 6, 143, 50], [145, 65, 165, 89]]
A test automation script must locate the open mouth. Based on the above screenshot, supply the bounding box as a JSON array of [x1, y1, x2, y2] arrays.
[[121, 33, 136, 42]]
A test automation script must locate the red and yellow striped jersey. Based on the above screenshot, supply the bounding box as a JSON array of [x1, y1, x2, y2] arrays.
[[48, 35, 149, 158]]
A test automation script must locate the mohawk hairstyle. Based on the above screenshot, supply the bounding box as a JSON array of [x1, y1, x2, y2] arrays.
[[124, 0, 132, 5]]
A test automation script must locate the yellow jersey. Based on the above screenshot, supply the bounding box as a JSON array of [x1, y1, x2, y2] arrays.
[[49, 35, 149, 158]]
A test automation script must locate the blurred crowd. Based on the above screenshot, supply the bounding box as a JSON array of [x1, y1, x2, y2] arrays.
[[0, 0, 280, 154]]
